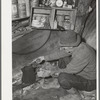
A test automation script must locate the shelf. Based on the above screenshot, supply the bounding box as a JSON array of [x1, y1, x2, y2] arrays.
[[31, 6, 77, 11], [30, 7, 77, 30], [52, 7, 77, 10], [12, 16, 30, 22]]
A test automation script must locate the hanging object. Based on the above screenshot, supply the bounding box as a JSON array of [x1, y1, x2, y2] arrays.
[[18, 0, 27, 18], [12, 0, 19, 19]]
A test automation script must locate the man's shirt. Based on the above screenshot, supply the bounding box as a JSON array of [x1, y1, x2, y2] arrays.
[[44, 42, 96, 80]]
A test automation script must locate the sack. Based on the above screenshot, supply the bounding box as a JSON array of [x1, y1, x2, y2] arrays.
[[21, 65, 37, 84], [58, 56, 72, 69]]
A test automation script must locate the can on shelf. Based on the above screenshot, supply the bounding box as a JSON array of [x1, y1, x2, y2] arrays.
[[12, 0, 19, 18], [63, 20, 71, 30], [18, 0, 27, 18], [31, 0, 39, 7]]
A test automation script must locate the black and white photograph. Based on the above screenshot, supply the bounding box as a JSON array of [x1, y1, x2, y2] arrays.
[[9, 0, 98, 100]]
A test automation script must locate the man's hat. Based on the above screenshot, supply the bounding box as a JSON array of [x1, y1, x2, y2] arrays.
[[58, 30, 81, 47]]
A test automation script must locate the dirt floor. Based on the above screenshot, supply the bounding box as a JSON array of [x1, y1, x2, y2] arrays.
[[13, 77, 96, 100]]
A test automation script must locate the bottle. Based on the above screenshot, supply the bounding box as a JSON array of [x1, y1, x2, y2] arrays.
[[12, 0, 19, 19], [56, 0, 64, 7], [18, 0, 26, 18]]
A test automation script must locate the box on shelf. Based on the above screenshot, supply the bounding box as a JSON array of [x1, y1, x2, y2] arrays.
[[30, 7, 77, 30], [55, 8, 77, 30], [30, 7, 52, 29]]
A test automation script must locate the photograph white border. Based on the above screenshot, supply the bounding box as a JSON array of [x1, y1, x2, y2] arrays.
[[1, 0, 99, 100]]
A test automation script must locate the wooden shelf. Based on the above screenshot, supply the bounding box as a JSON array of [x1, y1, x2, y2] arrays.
[[52, 7, 77, 10], [30, 7, 77, 30], [12, 16, 30, 22]]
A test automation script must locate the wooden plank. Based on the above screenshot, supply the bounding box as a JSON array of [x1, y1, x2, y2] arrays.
[[49, 8, 56, 29], [70, 9, 77, 30], [12, 17, 29, 22], [56, 10, 70, 15], [33, 9, 51, 14]]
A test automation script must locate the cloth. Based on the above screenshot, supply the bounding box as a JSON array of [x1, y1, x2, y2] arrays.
[[58, 56, 72, 69], [58, 73, 96, 91], [45, 42, 96, 80]]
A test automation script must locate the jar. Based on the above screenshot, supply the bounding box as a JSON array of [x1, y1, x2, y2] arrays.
[[18, 0, 26, 18], [12, 0, 19, 18]]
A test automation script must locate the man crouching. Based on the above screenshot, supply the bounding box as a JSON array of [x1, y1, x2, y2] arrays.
[[33, 30, 96, 97]]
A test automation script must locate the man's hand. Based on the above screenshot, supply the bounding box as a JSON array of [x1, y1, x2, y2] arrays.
[[29, 56, 45, 66], [34, 56, 45, 64]]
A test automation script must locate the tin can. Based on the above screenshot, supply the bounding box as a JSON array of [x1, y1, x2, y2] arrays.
[[63, 20, 71, 30], [18, 0, 26, 18], [31, 0, 39, 7], [12, 0, 19, 18]]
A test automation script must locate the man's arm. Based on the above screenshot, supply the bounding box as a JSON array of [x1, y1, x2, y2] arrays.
[[58, 46, 90, 74], [44, 49, 71, 61], [60, 58, 89, 74]]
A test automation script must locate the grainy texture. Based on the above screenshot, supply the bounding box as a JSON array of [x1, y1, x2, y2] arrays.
[[82, 1, 96, 50], [74, 0, 94, 34], [12, 31, 60, 77]]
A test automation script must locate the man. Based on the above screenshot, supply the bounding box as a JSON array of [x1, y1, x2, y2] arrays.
[[33, 30, 96, 95]]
